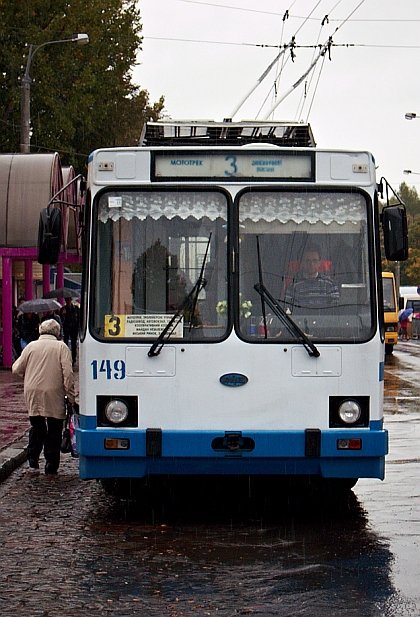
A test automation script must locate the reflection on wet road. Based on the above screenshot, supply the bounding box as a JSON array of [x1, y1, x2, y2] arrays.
[[1, 343, 420, 616], [1, 461, 404, 617], [354, 341, 420, 615], [78, 491, 397, 617], [0, 371, 27, 450], [384, 342, 420, 410]]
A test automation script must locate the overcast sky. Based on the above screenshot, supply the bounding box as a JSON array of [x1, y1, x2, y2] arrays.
[[134, 0, 420, 190]]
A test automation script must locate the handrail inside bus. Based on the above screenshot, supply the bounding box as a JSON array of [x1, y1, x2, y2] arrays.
[[253, 283, 320, 358]]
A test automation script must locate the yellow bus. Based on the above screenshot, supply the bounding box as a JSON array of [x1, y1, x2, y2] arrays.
[[382, 272, 399, 354]]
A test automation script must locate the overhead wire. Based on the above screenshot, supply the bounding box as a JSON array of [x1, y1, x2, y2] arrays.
[[334, 0, 366, 34], [269, 4, 294, 113], [263, 0, 367, 119], [142, 0, 419, 122], [175, 0, 419, 22], [304, 52, 327, 122], [143, 35, 420, 51], [300, 0, 366, 121], [269, 0, 314, 117], [296, 0, 345, 121], [229, 0, 326, 119], [293, 2, 330, 121], [263, 35, 333, 118]]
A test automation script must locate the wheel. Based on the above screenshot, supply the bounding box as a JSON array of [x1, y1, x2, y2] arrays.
[[100, 477, 146, 499], [319, 477, 358, 496]]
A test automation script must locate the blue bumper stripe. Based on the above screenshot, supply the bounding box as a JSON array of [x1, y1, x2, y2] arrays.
[[77, 421, 387, 480]]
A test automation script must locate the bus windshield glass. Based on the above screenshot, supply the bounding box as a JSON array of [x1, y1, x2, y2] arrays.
[[383, 276, 397, 312], [238, 189, 374, 343], [92, 190, 228, 341]]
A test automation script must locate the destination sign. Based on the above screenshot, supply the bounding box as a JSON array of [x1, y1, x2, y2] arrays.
[[104, 314, 184, 338], [153, 152, 313, 181]]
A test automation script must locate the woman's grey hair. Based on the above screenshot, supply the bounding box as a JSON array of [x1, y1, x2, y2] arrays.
[[39, 319, 60, 338]]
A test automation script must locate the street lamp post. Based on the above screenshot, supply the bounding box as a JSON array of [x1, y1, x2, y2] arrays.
[[20, 33, 89, 154], [403, 169, 420, 176], [400, 170, 420, 297]]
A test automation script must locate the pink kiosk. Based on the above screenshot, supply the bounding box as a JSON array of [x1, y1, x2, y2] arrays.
[[0, 153, 82, 367]]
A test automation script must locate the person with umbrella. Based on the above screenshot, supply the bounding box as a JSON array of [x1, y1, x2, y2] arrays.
[[44, 287, 79, 300], [19, 298, 62, 313], [399, 307, 414, 341], [17, 311, 40, 350], [17, 299, 61, 350]]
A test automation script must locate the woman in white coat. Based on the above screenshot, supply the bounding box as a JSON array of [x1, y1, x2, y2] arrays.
[[12, 319, 76, 474]]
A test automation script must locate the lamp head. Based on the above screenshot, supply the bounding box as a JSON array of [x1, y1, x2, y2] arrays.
[[72, 33, 89, 45]]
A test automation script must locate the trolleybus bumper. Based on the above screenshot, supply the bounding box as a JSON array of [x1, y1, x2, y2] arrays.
[[77, 423, 387, 481]]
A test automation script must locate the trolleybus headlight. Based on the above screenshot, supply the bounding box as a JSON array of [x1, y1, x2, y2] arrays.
[[337, 400, 362, 424], [104, 399, 129, 424]]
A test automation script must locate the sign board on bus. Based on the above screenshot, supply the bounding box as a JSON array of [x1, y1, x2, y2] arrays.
[[104, 314, 184, 338], [153, 152, 313, 181]]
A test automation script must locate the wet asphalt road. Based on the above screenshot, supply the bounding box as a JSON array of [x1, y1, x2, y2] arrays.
[[0, 344, 419, 617]]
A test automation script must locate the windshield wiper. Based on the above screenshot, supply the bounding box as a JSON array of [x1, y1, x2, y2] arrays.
[[253, 235, 319, 357], [253, 282, 320, 358], [148, 233, 212, 357], [256, 235, 269, 339]]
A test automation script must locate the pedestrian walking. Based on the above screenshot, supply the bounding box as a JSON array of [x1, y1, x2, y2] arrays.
[[41, 309, 63, 339], [17, 311, 40, 350], [12, 319, 76, 475], [60, 297, 80, 365], [399, 317, 409, 340], [12, 305, 22, 358]]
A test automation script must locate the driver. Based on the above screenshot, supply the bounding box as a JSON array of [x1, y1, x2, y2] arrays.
[[284, 244, 339, 310]]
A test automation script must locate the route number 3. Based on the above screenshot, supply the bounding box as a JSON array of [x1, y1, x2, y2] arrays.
[[224, 155, 238, 176]]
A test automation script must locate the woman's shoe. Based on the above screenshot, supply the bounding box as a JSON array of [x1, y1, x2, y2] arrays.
[[44, 463, 58, 475]]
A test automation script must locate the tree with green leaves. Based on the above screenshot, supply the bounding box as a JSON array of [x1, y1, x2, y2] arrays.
[[404, 215, 420, 283], [397, 182, 420, 222], [0, 0, 164, 171], [397, 182, 420, 285], [382, 182, 420, 285]]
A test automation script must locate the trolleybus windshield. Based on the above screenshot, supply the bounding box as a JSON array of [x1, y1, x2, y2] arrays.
[[92, 189, 229, 342], [91, 187, 374, 344], [237, 189, 374, 343]]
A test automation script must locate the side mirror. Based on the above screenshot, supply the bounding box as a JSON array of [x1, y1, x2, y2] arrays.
[[37, 207, 62, 264], [382, 205, 408, 262]]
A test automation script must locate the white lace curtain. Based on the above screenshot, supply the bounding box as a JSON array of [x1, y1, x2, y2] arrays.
[[239, 192, 365, 225], [99, 190, 366, 225]]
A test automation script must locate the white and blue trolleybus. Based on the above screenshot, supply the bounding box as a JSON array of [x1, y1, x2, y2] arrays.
[[71, 121, 408, 494]]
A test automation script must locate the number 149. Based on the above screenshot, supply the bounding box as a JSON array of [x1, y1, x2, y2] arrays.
[[91, 359, 126, 380]]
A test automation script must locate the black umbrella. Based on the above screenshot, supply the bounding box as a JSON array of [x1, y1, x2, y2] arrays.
[[43, 287, 80, 299], [19, 299, 62, 313]]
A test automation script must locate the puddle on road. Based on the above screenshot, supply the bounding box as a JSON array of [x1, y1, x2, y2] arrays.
[[384, 353, 420, 416], [387, 349, 420, 393], [76, 477, 403, 617]]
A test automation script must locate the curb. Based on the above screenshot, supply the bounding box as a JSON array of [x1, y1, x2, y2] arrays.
[[0, 436, 28, 483]]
